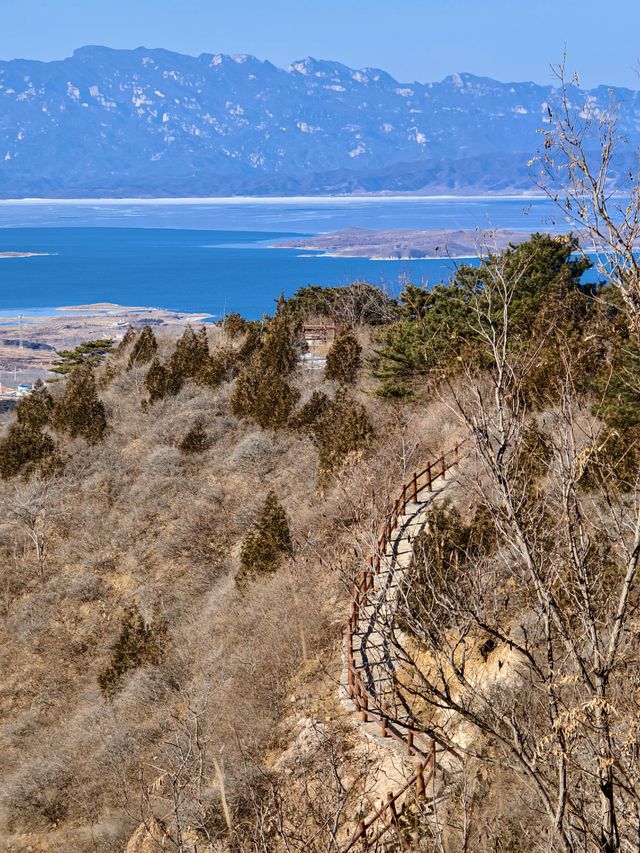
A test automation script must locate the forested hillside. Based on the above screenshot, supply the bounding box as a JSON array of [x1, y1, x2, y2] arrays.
[[0, 231, 639, 851]]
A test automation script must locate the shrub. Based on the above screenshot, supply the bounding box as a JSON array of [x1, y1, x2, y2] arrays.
[[144, 357, 183, 404], [237, 491, 293, 586], [0, 423, 58, 479], [179, 420, 210, 454], [15, 380, 54, 430], [223, 312, 248, 338], [290, 391, 331, 431], [237, 324, 263, 363], [52, 365, 107, 443], [98, 605, 165, 698], [317, 391, 373, 478], [231, 352, 300, 430], [127, 325, 158, 369], [168, 326, 210, 383], [195, 346, 237, 388], [400, 501, 495, 632], [325, 326, 362, 384], [115, 325, 136, 353], [260, 312, 302, 376], [286, 282, 397, 325], [231, 314, 303, 429]]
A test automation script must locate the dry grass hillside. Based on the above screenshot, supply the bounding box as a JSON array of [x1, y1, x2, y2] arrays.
[[1, 235, 639, 852], [0, 310, 456, 852]]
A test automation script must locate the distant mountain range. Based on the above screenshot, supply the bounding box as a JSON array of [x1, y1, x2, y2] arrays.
[[0, 46, 639, 198]]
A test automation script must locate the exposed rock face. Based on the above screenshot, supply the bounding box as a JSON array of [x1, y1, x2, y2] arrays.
[[1, 46, 638, 197]]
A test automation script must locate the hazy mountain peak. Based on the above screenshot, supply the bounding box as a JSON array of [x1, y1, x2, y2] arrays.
[[0, 46, 637, 198]]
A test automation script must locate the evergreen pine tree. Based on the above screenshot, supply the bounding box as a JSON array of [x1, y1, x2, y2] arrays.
[[144, 357, 183, 404], [231, 351, 299, 429], [179, 420, 210, 454], [15, 380, 54, 430], [127, 325, 158, 369], [98, 605, 165, 698], [52, 365, 107, 443], [168, 326, 210, 383], [237, 491, 293, 586], [51, 339, 114, 375], [223, 312, 248, 338], [260, 312, 300, 376], [325, 326, 362, 384], [195, 346, 237, 388], [0, 422, 58, 479], [314, 389, 373, 478]]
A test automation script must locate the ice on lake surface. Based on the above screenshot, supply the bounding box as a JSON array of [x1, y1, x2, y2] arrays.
[[0, 197, 569, 318]]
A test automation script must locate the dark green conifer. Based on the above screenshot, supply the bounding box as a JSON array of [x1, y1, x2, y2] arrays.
[[51, 339, 114, 375], [127, 325, 158, 369], [98, 605, 165, 698], [231, 351, 299, 430], [314, 389, 373, 478], [15, 380, 54, 430], [144, 357, 183, 404], [325, 326, 362, 384], [195, 346, 237, 388], [52, 365, 107, 443], [0, 422, 58, 479], [223, 312, 248, 338], [179, 420, 210, 454], [168, 326, 210, 383], [290, 391, 331, 431], [237, 491, 293, 586]]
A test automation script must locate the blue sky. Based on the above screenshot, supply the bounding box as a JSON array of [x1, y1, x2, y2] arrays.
[[1, 0, 638, 88]]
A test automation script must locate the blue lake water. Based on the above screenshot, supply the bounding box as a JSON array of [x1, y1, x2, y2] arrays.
[[0, 197, 568, 318]]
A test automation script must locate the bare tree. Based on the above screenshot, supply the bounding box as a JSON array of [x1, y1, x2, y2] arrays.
[[0, 474, 63, 576], [386, 249, 640, 852], [537, 59, 640, 333]]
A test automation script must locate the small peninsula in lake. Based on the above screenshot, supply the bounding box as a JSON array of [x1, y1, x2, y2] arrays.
[[276, 227, 556, 259]]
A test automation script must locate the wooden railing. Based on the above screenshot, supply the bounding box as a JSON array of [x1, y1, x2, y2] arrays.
[[341, 441, 465, 851]]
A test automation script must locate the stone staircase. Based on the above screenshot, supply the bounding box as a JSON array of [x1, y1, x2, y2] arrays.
[[339, 457, 463, 850]]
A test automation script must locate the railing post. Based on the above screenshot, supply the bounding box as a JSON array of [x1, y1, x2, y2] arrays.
[[412, 472, 418, 503], [455, 443, 460, 468], [387, 791, 398, 823], [441, 455, 446, 479], [416, 761, 426, 797], [427, 463, 432, 491], [380, 717, 388, 737], [361, 691, 369, 723], [354, 678, 362, 710], [407, 728, 414, 754]]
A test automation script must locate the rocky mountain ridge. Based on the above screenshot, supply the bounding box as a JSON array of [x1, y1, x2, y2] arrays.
[[1, 46, 638, 197]]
